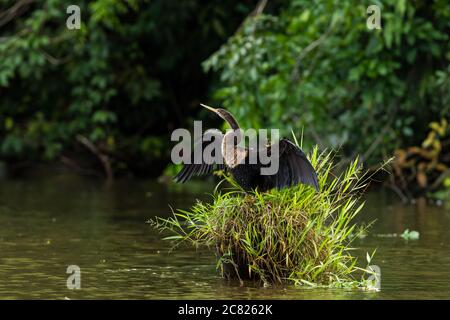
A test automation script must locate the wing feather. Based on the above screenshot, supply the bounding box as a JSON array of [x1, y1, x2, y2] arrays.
[[261, 138, 319, 191], [173, 129, 225, 183]]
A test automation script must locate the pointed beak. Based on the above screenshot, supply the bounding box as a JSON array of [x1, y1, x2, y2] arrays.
[[201, 104, 240, 130], [200, 103, 218, 114]]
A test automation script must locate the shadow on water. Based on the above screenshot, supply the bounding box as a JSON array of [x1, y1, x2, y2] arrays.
[[0, 173, 449, 299]]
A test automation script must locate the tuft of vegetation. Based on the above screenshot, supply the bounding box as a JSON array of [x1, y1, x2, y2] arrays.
[[151, 147, 382, 288]]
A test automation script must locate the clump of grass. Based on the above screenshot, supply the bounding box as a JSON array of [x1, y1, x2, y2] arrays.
[[151, 147, 382, 288]]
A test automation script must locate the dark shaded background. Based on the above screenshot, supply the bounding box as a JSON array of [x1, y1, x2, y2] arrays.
[[0, 0, 449, 198]]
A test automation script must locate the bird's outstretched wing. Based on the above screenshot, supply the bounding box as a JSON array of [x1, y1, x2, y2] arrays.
[[262, 138, 319, 191], [173, 129, 225, 183]]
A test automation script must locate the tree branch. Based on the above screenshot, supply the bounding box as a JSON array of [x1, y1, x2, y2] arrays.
[[76, 134, 114, 183], [0, 0, 35, 28]]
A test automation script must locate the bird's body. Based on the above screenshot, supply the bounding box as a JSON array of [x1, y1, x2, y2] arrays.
[[174, 105, 319, 192], [229, 163, 256, 190]]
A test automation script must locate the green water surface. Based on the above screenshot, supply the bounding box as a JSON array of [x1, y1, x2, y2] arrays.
[[0, 174, 449, 299]]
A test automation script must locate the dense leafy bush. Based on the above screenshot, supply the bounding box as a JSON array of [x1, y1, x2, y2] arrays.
[[0, 0, 251, 176], [204, 0, 450, 166], [1, 0, 449, 179]]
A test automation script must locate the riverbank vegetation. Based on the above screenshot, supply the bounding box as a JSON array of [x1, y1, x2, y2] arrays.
[[1, 0, 449, 199]]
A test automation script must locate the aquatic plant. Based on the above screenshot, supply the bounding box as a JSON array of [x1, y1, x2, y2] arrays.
[[400, 229, 420, 241], [151, 146, 382, 288]]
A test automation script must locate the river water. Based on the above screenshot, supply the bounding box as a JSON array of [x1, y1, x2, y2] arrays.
[[0, 174, 449, 299]]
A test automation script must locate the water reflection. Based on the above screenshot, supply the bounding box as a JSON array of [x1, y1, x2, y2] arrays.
[[0, 174, 449, 299]]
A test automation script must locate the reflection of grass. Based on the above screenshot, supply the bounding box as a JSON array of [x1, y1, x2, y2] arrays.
[[152, 147, 381, 288]]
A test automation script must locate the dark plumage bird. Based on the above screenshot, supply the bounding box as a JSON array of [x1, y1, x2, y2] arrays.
[[174, 104, 319, 192]]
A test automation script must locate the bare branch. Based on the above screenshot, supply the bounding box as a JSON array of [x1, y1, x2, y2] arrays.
[[0, 0, 35, 28], [76, 134, 114, 183]]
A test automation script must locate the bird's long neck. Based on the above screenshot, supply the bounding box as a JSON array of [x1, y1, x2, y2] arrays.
[[222, 112, 240, 131], [217, 108, 245, 167], [222, 130, 245, 168]]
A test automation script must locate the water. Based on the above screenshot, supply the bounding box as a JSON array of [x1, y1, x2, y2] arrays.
[[0, 173, 449, 299]]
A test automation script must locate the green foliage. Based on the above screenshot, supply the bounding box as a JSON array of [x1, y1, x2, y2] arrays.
[[430, 177, 450, 201], [152, 147, 379, 288], [2, 0, 448, 180], [0, 0, 250, 175], [204, 0, 450, 165]]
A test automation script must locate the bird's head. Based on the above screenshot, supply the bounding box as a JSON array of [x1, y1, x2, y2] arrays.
[[201, 104, 240, 131]]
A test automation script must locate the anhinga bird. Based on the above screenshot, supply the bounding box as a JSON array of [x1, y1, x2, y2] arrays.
[[174, 104, 319, 192]]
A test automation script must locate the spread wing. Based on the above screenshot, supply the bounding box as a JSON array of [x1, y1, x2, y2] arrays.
[[262, 139, 319, 191], [173, 129, 225, 183]]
